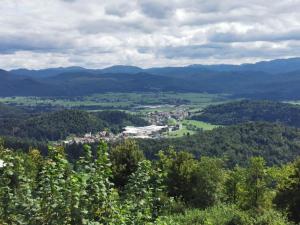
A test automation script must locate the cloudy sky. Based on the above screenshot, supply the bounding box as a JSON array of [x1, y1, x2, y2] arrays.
[[1, 0, 300, 69]]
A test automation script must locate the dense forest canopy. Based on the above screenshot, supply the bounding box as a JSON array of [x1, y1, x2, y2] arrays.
[[138, 122, 300, 167], [0, 107, 148, 141], [0, 140, 299, 224], [0, 103, 26, 118], [191, 100, 300, 127]]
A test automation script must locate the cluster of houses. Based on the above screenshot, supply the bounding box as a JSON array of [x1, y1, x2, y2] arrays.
[[62, 124, 169, 144], [63, 131, 118, 145], [147, 109, 189, 125], [61, 109, 190, 145]]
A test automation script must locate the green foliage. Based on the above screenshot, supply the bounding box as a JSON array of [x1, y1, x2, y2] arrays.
[[110, 140, 145, 188], [0, 144, 38, 224], [225, 158, 275, 211], [158, 147, 198, 199], [158, 148, 225, 208], [241, 157, 274, 210], [254, 209, 292, 225], [35, 146, 71, 224], [158, 204, 252, 225], [225, 166, 245, 205], [190, 157, 225, 208], [158, 204, 292, 225], [123, 160, 167, 224], [0, 142, 166, 225], [0, 140, 298, 225], [274, 158, 300, 223]]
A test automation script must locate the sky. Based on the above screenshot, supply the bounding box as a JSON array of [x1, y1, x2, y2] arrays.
[[1, 0, 300, 69]]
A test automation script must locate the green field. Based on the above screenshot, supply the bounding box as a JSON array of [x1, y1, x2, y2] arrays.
[[0, 92, 232, 112], [165, 119, 219, 138]]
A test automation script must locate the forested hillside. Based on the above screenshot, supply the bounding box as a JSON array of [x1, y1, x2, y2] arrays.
[[191, 100, 300, 126], [0, 103, 26, 118], [0, 108, 147, 141], [138, 122, 300, 167]]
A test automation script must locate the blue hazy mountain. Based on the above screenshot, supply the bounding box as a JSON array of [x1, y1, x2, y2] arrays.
[[11, 66, 88, 78], [9, 57, 300, 77], [189, 57, 300, 74], [1, 57, 300, 99], [100, 65, 144, 74], [147, 57, 300, 75]]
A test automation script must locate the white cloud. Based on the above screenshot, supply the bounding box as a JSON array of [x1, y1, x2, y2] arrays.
[[0, 0, 300, 69]]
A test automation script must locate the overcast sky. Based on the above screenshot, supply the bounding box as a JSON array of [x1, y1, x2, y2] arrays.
[[1, 0, 300, 69]]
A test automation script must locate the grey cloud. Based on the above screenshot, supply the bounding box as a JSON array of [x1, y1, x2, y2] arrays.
[[105, 7, 128, 17], [104, 2, 135, 17], [1, 0, 300, 69], [152, 42, 300, 60], [78, 18, 156, 34], [153, 44, 228, 59], [0, 34, 74, 54], [0, 32, 113, 55], [138, 0, 174, 19], [61, 0, 77, 2], [208, 30, 300, 43]]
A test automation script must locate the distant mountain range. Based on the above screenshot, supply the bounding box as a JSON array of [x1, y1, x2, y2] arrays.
[[2, 57, 300, 99], [10, 57, 300, 77]]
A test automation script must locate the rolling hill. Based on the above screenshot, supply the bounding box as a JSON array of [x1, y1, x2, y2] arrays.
[[191, 100, 300, 127], [0, 108, 148, 141]]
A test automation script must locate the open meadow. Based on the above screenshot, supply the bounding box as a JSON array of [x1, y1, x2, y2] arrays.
[[0, 92, 232, 112]]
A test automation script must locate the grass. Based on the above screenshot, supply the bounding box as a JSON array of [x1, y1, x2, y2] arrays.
[[183, 120, 219, 130], [165, 119, 219, 138], [0, 92, 231, 112]]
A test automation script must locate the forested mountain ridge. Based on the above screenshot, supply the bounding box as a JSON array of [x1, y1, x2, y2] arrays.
[[191, 100, 300, 126], [10, 57, 300, 77], [2, 57, 300, 99], [0, 69, 63, 96]]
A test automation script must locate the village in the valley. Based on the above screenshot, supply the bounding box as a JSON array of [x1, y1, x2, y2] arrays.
[[62, 108, 189, 145]]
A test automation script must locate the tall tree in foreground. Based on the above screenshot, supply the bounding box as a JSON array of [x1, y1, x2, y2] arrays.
[[110, 139, 145, 188], [158, 148, 225, 208], [274, 158, 300, 223]]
